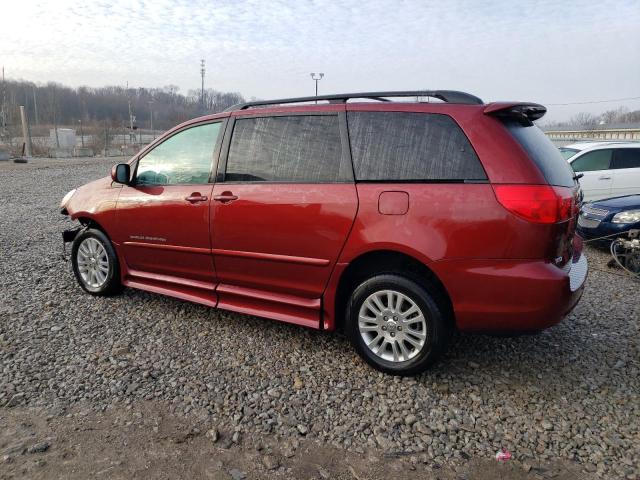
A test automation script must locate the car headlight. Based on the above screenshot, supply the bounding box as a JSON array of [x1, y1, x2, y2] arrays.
[[60, 189, 77, 209], [612, 209, 640, 224]]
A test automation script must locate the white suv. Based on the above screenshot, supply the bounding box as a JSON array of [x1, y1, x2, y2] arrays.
[[560, 142, 640, 201]]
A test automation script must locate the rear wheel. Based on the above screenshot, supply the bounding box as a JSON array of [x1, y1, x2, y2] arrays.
[[71, 228, 122, 296], [345, 274, 449, 375]]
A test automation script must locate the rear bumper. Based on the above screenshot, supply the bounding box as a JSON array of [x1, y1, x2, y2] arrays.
[[431, 250, 587, 332]]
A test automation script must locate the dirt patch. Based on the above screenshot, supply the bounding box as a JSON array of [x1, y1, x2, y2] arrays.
[[0, 402, 589, 480]]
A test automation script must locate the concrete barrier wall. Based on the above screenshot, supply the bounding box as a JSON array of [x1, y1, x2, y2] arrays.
[[545, 128, 640, 142]]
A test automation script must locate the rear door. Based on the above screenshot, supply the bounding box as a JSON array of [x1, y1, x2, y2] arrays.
[[569, 149, 613, 200], [611, 148, 640, 197], [210, 112, 357, 327], [114, 121, 224, 290]]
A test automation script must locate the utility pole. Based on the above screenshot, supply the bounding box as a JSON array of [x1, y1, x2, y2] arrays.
[[52, 85, 59, 148], [200, 59, 206, 111], [32, 86, 39, 126], [1, 66, 6, 135], [104, 119, 109, 153], [310, 73, 324, 103], [78, 119, 84, 147], [148, 99, 154, 139], [127, 81, 134, 142], [19, 106, 32, 157]]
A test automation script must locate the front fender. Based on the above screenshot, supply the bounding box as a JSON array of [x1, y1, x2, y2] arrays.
[[64, 176, 121, 233]]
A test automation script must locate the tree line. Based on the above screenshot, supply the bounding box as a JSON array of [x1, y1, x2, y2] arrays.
[[543, 107, 640, 130], [0, 78, 246, 132]]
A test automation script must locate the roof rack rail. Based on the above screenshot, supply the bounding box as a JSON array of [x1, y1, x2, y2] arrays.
[[225, 90, 483, 111]]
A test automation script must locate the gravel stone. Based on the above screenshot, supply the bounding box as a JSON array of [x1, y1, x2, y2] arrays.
[[206, 428, 219, 443], [0, 157, 639, 479], [261, 454, 280, 470], [27, 442, 50, 454], [228, 468, 246, 480], [404, 414, 418, 426], [318, 466, 331, 479]]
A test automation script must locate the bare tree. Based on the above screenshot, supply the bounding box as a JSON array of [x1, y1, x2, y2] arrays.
[[569, 112, 598, 129]]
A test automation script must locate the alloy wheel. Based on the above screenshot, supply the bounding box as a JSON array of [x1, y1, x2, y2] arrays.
[[358, 289, 428, 362], [76, 237, 110, 289]]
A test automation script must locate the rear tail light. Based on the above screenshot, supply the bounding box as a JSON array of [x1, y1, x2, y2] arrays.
[[492, 185, 576, 224]]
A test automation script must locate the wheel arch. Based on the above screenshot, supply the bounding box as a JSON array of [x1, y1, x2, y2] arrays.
[[331, 249, 455, 332], [75, 216, 112, 240]]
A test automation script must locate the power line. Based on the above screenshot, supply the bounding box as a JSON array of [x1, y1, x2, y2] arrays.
[[546, 96, 640, 106]]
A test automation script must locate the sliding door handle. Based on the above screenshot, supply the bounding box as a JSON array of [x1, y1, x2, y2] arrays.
[[213, 194, 238, 203]]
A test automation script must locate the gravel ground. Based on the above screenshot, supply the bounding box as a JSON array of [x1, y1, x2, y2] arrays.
[[0, 157, 638, 479]]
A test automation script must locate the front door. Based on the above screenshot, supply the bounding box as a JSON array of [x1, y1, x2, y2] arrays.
[[114, 121, 224, 288], [570, 148, 613, 201], [210, 113, 357, 326]]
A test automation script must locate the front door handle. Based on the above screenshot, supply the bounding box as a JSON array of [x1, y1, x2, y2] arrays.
[[185, 193, 208, 203], [598, 176, 611, 180], [213, 193, 238, 203]]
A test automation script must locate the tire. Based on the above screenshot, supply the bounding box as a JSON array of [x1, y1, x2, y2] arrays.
[[345, 274, 450, 376], [71, 228, 122, 296]]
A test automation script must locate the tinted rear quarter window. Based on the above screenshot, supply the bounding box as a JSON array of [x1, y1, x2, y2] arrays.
[[505, 122, 576, 187], [347, 112, 486, 181], [612, 148, 640, 169], [225, 115, 350, 182]]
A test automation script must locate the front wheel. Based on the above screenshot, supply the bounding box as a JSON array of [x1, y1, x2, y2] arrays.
[[345, 274, 449, 376], [71, 228, 122, 296]]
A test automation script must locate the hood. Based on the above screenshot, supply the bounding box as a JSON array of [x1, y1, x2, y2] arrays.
[[590, 194, 640, 211]]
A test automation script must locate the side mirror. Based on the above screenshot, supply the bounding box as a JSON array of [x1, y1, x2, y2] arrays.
[[111, 163, 131, 185]]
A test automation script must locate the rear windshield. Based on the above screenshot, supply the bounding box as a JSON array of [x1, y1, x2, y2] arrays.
[[505, 122, 576, 187]]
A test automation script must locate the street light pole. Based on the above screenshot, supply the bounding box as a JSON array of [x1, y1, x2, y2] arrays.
[[310, 73, 324, 103]]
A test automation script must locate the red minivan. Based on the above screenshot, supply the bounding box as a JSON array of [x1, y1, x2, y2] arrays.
[[61, 90, 587, 375]]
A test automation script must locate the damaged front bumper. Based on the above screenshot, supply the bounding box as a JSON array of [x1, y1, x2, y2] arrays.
[[61, 226, 83, 260]]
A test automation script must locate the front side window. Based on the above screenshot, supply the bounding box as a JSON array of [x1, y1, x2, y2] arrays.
[[225, 115, 349, 182], [570, 149, 612, 173], [136, 122, 221, 185], [611, 148, 640, 170], [347, 111, 486, 181]]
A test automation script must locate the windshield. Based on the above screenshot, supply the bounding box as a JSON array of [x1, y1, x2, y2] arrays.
[[559, 147, 579, 160]]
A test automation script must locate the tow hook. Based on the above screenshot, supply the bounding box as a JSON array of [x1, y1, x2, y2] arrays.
[[61, 227, 83, 261]]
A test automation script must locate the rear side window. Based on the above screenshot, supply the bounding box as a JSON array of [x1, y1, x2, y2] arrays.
[[505, 122, 575, 187], [570, 149, 612, 172], [225, 115, 351, 182], [612, 148, 640, 169], [347, 112, 486, 181]]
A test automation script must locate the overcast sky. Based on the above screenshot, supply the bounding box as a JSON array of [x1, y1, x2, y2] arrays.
[[1, 0, 639, 122]]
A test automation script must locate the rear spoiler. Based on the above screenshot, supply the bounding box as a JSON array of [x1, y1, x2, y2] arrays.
[[484, 102, 546, 125]]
